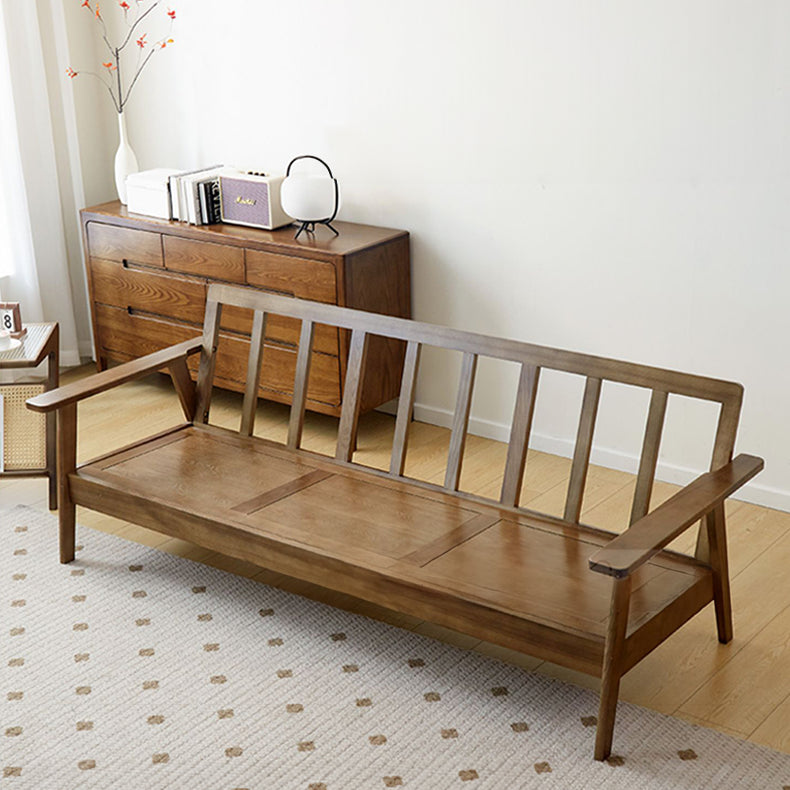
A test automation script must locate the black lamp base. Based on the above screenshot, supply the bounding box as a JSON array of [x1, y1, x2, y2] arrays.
[[293, 220, 340, 241]]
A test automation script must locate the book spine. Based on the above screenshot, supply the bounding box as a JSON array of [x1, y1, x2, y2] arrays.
[[168, 175, 179, 220], [198, 181, 209, 225], [208, 181, 221, 224], [180, 178, 189, 224], [189, 177, 203, 225]]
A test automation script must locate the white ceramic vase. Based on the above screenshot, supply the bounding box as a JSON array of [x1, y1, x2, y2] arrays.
[[114, 112, 139, 205]]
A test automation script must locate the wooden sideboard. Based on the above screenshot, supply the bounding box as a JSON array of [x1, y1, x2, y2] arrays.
[[81, 201, 411, 416]]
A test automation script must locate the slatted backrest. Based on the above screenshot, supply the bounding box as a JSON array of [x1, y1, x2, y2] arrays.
[[201, 284, 744, 541]]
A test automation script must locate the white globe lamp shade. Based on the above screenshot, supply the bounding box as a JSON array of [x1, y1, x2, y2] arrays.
[[281, 174, 338, 222]]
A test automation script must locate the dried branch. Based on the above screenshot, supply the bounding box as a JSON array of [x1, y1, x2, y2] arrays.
[[70, 0, 174, 115], [115, 48, 123, 111], [119, 1, 160, 52]]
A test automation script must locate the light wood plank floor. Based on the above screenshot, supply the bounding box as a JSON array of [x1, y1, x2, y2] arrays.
[[2, 366, 788, 755]]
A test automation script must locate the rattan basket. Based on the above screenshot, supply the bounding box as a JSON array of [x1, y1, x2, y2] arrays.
[[1, 384, 46, 471]]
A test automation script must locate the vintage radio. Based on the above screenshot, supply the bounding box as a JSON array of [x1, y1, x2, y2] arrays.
[[219, 173, 292, 230]]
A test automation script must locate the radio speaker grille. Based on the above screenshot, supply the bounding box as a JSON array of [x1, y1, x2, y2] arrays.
[[220, 177, 271, 226]]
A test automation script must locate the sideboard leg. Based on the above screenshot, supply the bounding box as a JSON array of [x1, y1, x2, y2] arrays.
[[595, 576, 632, 761], [58, 403, 77, 564]]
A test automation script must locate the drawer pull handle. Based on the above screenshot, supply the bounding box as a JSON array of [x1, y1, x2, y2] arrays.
[[127, 306, 133, 315], [122, 258, 129, 268]]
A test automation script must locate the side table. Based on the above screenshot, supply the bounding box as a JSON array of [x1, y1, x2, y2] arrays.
[[0, 323, 59, 509]]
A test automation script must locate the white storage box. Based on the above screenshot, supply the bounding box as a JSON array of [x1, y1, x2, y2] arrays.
[[126, 168, 179, 219]]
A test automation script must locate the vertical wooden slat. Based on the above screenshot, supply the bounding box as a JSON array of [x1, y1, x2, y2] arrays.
[[629, 389, 668, 526], [58, 402, 77, 564], [563, 376, 602, 523], [444, 352, 478, 491], [195, 299, 223, 424], [500, 363, 540, 507], [287, 319, 316, 449], [169, 357, 197, 422], [389, 341, 422, 476], [335, 329, 370, 461], [696, 395, 743, 561], [240, 310, 267, 436]]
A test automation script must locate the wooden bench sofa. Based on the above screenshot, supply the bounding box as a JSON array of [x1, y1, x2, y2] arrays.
[[28, 284, 763, 760]]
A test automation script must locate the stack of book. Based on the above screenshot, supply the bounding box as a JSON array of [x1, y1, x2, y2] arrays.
[[168, 165, 238, 225]]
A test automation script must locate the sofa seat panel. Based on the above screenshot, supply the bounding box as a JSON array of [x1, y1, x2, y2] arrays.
[[75, 424, 712, 655]]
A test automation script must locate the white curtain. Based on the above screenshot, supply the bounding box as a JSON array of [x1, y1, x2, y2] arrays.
[[0, 1, 81, 368]]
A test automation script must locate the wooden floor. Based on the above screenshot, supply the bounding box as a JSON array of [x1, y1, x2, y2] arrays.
[[2, 365, 789, 755]]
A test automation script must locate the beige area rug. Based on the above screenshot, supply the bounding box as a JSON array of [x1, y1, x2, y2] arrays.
[[2, 506, 789, 790]]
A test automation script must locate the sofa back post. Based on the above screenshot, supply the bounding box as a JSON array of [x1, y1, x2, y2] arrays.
[[695, 395, 743, 562], [195, 298, 223, 425], [200, 283, 746, 552]]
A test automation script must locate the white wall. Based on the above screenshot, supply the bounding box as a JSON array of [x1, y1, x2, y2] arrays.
[[71, 0, 790, 509]]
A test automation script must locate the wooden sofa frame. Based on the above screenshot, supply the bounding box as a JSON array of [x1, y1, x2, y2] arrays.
[[28, 284, 763, 760]]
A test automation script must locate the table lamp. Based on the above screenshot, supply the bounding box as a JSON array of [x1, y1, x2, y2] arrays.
[[280, 155, 340, 240]]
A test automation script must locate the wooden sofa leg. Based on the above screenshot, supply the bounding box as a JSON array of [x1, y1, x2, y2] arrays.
[[58, 403, 77, 564], [59, 503, 76, 564], [595, 576, 631, 761], [706, 505, 733, 643]]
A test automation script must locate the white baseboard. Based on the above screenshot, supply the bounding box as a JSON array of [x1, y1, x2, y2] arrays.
[[411, 402, 787, 512]]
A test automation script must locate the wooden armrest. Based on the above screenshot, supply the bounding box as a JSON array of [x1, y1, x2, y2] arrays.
[[26, 339, 203, 413], [588, 454, 764, 578]]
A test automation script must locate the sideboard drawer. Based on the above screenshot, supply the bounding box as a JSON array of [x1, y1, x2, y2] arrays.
[[246, 249, 337, 303], [94, 304, 198, 359], [87, 223, 163, 267], [94, 304, 341, 407], [164, 236, 245, 283], [89, 258, 207, 324]]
